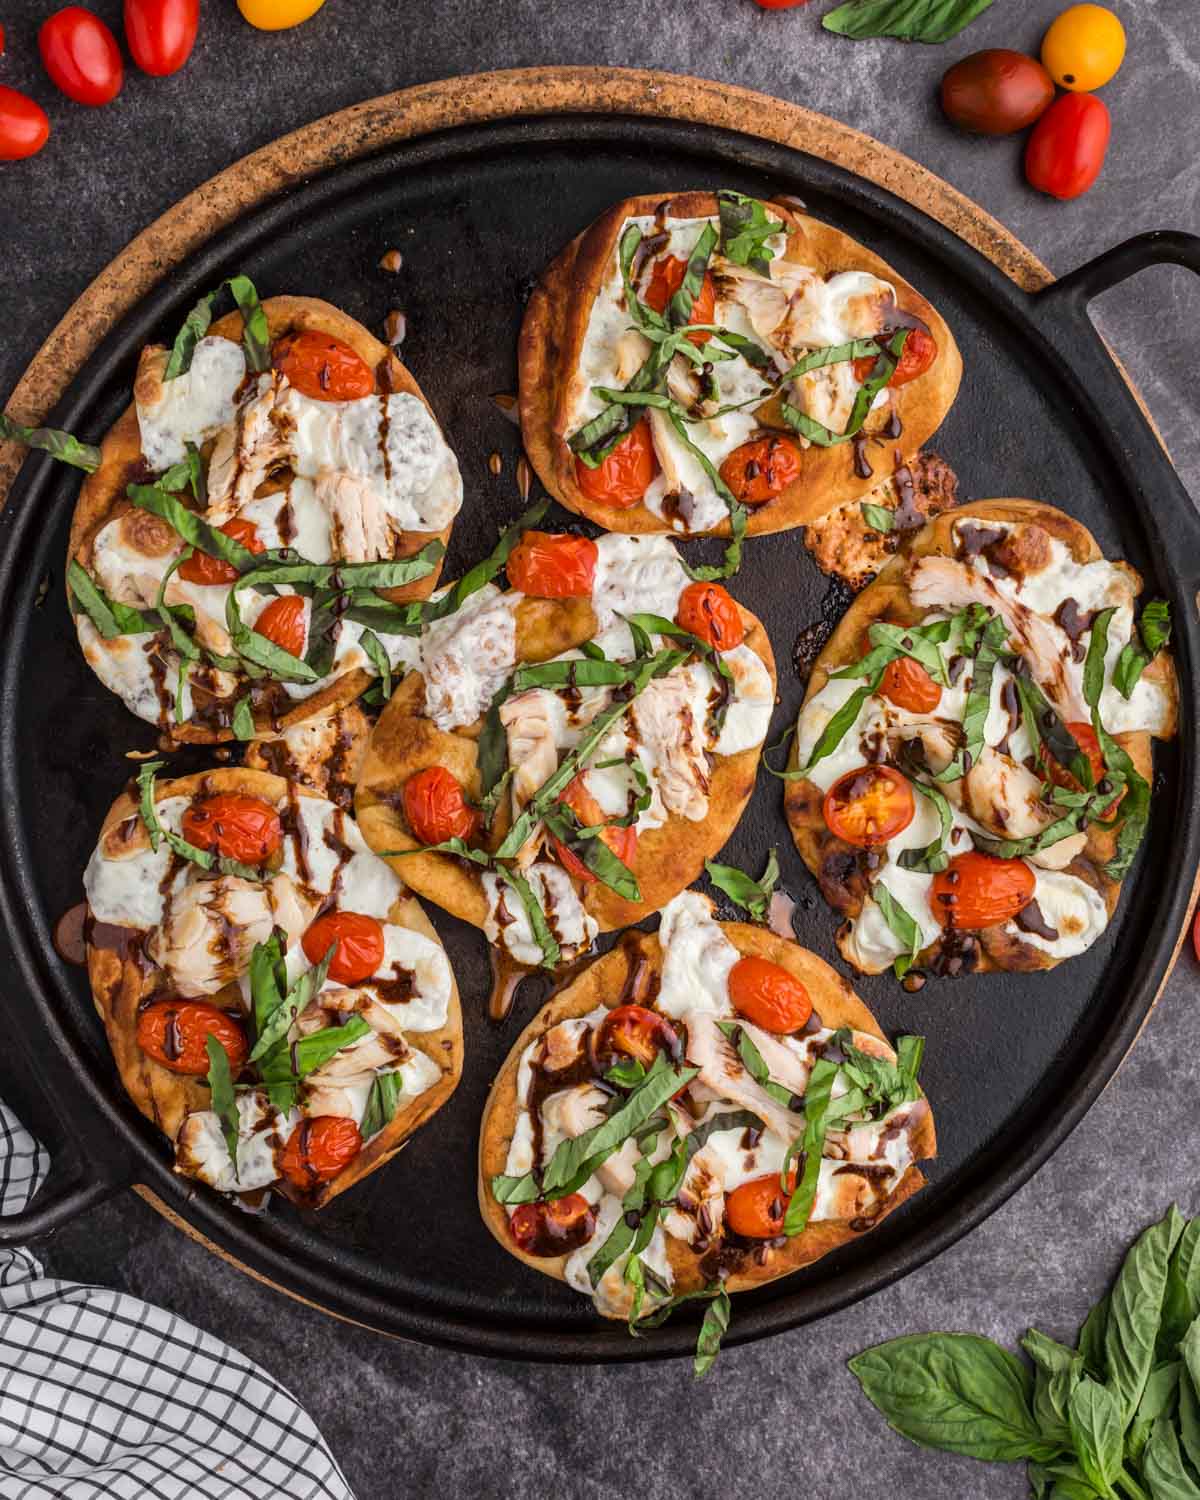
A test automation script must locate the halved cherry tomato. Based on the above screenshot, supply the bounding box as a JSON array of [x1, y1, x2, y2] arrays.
[[728, 956, 813, 1035], [506, 531, 598, 598], [880, 657, 942, 714], [237, 0, 328, 29], [177, 518, 264, 586], [930, 850, 1036, 930], [642, 255, 717, 345], [675, 581, 745, 651], [726, 1168, 797, 1239], [549, 774, 637, 885], [509, 1194, 597, 1257], [0, 87, 51, 161], [254, 595, 308, 658], [39, 7, 123, 106], [823, 766, 915, 848], [279, 1116, 362, 1189], [592, 1003, 680, 1072], [852, 327, 938, 387], [575, 420, 658, 510], [1025, 93, 1111, 201], [302, 911, 386, 986], [182, 793, 283, 865], [273, 331, 375, 402], [719, 434, 803, 507], [1045, 721, 1107, 790], [402, 766, 481, 846], [124, 0, 199, 76], [136, 1000, 248, 1076]]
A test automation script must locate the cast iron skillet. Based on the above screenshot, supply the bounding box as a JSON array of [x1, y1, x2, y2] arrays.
[[0, 117, 1198, 1362]]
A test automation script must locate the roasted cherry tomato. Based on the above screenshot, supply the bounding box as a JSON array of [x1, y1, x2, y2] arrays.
[[136, 1000, 248, 1076], [402, 765, 481, 846], [642, 255, 717, 345], [939, 49, 1055, 135], [124, 0, 199, 75], [823, 766, 915, 848], [177, 517, 264, 585], [728, 956, 813, 1035], [1041, 4, 1125, 91], [181, 793, 283, 865], [726, 1169, 797, 1239], [273, 331, 375, 402], [1025, 93, 1111, 200], [280, 1115, 362, 1188], [592, 1003, 680, 1071], [675, 581, 745, 651], [880, 657, 942, 714], [0, 87, 51, 161], [254, 594, 308, 658], [236, 0, 328, 30], [549, 774, 638, 885], [506, 531, 598, 598], [39, 7, 123, 106], [1044, 721, 1107, 790], [930, 850, 1036, 930], [575, 420, 658, 510], [509, 1194, 597, 1257], [302, 911, 386, 986], [852, 327, 938, 387], [719, 434, 803, 507]]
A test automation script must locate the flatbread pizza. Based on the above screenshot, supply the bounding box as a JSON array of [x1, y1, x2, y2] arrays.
[[478, 891, 934, 1350], [519, 190, 961, 555], [784, 500, 1178, 978], [66, 285, 464, 742], [354, 530, 777, 979], [83, 764, 462, 1207]]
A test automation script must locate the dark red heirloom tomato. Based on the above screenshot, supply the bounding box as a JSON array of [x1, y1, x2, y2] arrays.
[[880, 656, 942, 714], [591, 1003, 680, 1072], [136, 1000, 248, 1076], [823, 766, 915, 848], [177, 518, 264, 586], [575, 421, 658, 510], [940, 49, 1055, 136], [124, 0, 199, 76], [509, 1194, 596, 1257], [727, 956, 813, 1035], [182, 793, 283, 864], [1025, 92, 1111, 200], [0, 87, 51, 161], [675, 581, 745, 651], [302, 911, 386, 986], [506, 531, 598, 598], [725, 1168, 798, 1239], [852, 327, 938, 387], [642, 255, 717, 344], [39, 7, 123, 106], [549, 775, 637, 885], [930, 851, 1036, 930], [279, 1116, 363, 1189], [719, 434, 803, 507], [273, 331, 375, 402], [402, 766, 481, 846], [254, 594, 308, 658]]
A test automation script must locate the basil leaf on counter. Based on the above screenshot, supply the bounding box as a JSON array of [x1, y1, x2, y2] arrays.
[[1158, 1219, 1200, 1363], [0, 412, 101, 472], [205, 1035, 241, 1178], [1104, 1204, 1185, 1424], [67, 560, 159, 639], [718, 191, 786, 276], [497, 865, 560, 970], [861, 501, 895, 534], [360, 1070, 405, 1142], [1077, 1295, 1110, 1379], [705, 848, 780, 923], [1066, 1378, 1124, 1497], [823, 0, 996, 44], [1127, 1361, 1180, 1464], [1143, 1414, 1200, 1500]]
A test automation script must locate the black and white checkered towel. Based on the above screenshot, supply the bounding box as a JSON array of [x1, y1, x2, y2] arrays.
[[0, 1101, 355, 1499]]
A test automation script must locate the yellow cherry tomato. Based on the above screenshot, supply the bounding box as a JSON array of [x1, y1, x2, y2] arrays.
[[1041, 4, 1126, 91], [237, 0, 327, 30]]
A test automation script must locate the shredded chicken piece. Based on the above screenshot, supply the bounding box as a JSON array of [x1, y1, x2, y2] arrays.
[[205, 374, 289, 524], [684, 1013, 799, 1142], [631, 669, 710, 821], [314, 471, 394, 563], [147, 877, 276, 997], [962, 748, 1052, 840]]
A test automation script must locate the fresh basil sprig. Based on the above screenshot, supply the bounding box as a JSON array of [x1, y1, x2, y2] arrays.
[[205, 1034, 242, 1178], [0, 411, 101, 473], [705, 848, 780, 924], [717, 191, 786, 276], [164, 274, 271, 380]]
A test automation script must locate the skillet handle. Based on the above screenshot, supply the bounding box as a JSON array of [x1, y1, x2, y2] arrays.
[[1033, 231, 1200, 585]]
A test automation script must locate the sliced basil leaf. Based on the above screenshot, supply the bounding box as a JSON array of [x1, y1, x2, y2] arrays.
[[664, 410, 747, 579], [831, 616, 951, 684], [1090, 709, 1151, 880], [782, 1056, 838, 1237], [800, 678, 880, 775], [709, 328, 774, 370], [618, 223, 668, 337], [497, 866, 560, 970], [0, 412, 101, 472], [164, 292, 218, 381], [249, 930, 288, 1038], [383, 836, 490, 865], [704, 848, 780, 923], [822, 0, 995, 44], [250, 946, 335, 1064], [360, 1069, 405, 1142], [67, 560, 159, 639], [874, 882, 922, 967], [717, 1021, 792, 1107], [717, 191, 785, 276], [694, 1286, 731, 1379], [511, 657, 642, 692], [205, 1034, 241, 1177], [860, 501, 895, 534], [779, 338, 882, 384], [780, 329, 908, 446], [667, 221, 717, 329], [1082, 606, 1116, 711], [164, 274, 270, 380], [1141, 598, 1172, 655], [1114, 599, 1172, 700], [835, 1030, 923, 1110], [358, 628, 392, 700], [290, 1016, 373, 1077], [128, 483, 258, 572], [897, 779, 953, 874], [543, 805, 640, 902]]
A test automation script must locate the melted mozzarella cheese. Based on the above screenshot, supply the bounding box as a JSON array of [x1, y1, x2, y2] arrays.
[[76, 616, 168, 728], [655, 892, 739, 1018], [419, 584, 518, 732], [84, 797, 191, 928], [277, 792, 405, 913], [237, 478, 333, 561], [714, 644, 774, 755], [136, 337, 246, 471], [360, 922, 453, 1033], [482, 863, 598, 967], [1005, 868, 1108, 959], [174, 1091, 296, 1190], [590, 534, 690, 633]]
